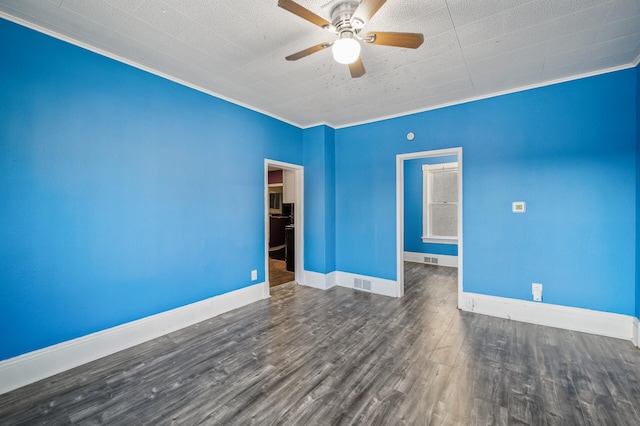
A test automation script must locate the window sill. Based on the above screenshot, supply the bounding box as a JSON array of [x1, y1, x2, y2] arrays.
[[422, 237, 457, 245]]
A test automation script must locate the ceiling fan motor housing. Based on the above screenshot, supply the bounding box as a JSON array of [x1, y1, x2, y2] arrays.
[[331, 1, 362, 36]]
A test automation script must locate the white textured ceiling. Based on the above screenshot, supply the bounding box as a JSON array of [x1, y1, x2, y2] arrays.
[[1, 0, 639, 128]]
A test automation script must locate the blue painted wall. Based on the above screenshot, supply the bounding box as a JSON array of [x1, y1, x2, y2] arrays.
[[2, 16, 639, 362], [303, 126, 336, 274], [0, 19, 303, 360], [404, 155, 458, 256], [336, 70, 636, 316], [636, 64, 640, 320]]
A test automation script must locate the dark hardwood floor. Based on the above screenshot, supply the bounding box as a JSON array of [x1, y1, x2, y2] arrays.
[[1, 263, 639, 425]]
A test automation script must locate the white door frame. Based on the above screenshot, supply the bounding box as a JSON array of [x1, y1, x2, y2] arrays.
[[396, 147, 463, 306], [264, 159, 304, 298]]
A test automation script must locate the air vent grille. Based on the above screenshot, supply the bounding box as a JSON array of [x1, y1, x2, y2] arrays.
[[354, 278, 372, 291], [423, 256, 439, 265]]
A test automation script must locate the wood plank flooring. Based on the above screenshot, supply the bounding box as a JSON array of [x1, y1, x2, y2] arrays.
[[269, 257, 295, 287], [1, 262, 640, 425]]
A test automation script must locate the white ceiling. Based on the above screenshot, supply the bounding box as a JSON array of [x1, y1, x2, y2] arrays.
[[1, 0, 639, 128]]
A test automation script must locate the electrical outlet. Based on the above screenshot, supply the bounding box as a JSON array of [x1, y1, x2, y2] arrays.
[[532, 283, 542, 302], [251, 270, 258, 281], [465, 298, 475, 310]]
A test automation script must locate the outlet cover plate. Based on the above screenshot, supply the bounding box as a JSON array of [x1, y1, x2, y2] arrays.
[[465, 298, 475, 310], [532, 282, 542, 302]]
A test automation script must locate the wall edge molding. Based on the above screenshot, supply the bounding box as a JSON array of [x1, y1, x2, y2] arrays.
[[403, 251, 458, 268], [0, 283, 266, 395], [633, 317, 639, 347], [462, 292, 637, 343]]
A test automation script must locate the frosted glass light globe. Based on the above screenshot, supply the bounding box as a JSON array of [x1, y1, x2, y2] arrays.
[[332, 37, 361, 64]]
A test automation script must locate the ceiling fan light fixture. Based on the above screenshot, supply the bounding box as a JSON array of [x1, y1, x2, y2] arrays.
[[279, 0, 425, 78], [332, 36, 361, 64]]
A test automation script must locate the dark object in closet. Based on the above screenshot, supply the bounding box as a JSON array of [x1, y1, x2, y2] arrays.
[[285, 224, 295, 272], [270, 215, 289, 248], [282, 203, 294, 219]]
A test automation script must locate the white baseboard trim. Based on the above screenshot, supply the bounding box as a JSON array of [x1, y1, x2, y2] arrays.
[[404, 251, 458, 268], [301, 270, 337, 290], [0, 283, 267, 395], [633, 317, 639, 347], [335, 271, 399, 298], [462, 292, 637, 343]]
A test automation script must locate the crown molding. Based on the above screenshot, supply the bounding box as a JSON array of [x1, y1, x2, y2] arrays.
[[333, 62, 638, 129], [0, 12, 304, 129], [2, 12, 637, 133]]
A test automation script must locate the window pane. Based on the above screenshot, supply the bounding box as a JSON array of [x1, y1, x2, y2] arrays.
[[431, 204, 457, 237], [432, 171, 457, 203]]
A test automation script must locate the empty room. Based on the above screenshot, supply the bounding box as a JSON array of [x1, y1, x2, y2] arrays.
[[1, 0, 640, 424]]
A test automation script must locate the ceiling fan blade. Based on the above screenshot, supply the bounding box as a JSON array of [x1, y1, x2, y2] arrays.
[[278, 0, 331, 29], [349, 57, 365, 78], [364, 32, 424, 49], [285, 43, 331, 61], [352, 0, 387, 25]]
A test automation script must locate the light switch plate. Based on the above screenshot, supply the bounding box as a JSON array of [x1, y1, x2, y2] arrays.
[[512, 201, 526, 213], [251, 270, 258, 281]]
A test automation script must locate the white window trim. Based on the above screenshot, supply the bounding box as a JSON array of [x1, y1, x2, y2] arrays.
[[422, 162, 458, 244]]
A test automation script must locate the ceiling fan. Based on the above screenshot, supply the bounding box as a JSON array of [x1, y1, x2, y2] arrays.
[[278, 0, 424, 78]]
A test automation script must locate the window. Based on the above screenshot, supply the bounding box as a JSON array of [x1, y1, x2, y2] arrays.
[[422, 162, 458, 244]]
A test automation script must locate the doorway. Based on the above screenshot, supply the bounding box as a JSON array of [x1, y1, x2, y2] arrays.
[[396, 148, 463, 306], [264, 159, 304, 297]]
